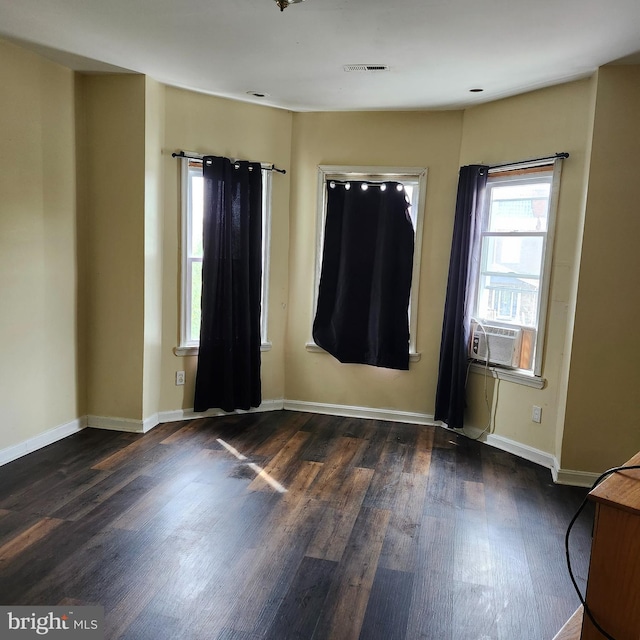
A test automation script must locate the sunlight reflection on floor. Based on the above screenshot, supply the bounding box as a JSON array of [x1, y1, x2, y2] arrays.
[[216, 438, 287, 493]]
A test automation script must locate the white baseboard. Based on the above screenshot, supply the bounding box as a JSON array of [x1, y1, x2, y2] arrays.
[[283, 399, 438, 426], [0, 401, 597, 488], [551, 466, 599, 488], [468, 430, 557, 471], [158, 399, 285, 424], [144, 413, 160, 432], [0, 417, 86, 467], [87, 415, 147, 433], [283, 400, 595, 485], [86, 413, 161, 434]]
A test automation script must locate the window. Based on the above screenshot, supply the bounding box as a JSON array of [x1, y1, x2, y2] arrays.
[[177, 156, 272, 354], [471, 161, 561, 376], [308, 165, 427, 361]]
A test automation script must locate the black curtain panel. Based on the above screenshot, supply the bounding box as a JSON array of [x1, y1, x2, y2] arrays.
[[313, 180, 415, 370], [194, 156, 263, 413], [434, 165, 488, 428]]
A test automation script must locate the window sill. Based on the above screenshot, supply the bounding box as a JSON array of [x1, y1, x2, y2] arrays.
[[305, 342, 421, 363], [469, 361, 545, 389], [174, 342, 272, 357]]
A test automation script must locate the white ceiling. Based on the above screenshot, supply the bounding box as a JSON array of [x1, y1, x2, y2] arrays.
[[2, 0, 640, 112]]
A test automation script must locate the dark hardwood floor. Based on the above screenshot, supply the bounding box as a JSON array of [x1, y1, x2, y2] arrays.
[[0, 411, 593, 639]]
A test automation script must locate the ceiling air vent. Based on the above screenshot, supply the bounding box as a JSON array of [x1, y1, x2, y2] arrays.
[[343, 64, 390, 72]]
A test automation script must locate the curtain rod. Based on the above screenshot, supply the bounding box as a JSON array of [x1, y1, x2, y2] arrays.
[[172, 151, 286, 175], [489, 152, 569, 171]]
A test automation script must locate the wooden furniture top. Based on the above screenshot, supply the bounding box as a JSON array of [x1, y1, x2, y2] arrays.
[[552, 606, 583, 640], [589, 450, 640, 515]]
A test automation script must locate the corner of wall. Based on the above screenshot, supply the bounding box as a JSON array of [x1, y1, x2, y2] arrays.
[[553, 70, 599, 469]]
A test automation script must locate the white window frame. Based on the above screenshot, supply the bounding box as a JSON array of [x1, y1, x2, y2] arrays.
[[306, 165, 427, 362], [470, 158, 563, 383], [175, 155, 272, 356]]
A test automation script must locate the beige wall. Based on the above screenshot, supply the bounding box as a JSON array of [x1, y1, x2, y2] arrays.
[[160, 87, 293, 411], [285, 110, 463, 412], [4, 34, 640, 478], [79, 74, 147, 420], [0, 41, 80, 450], [459, 79, 596, 456], [561, 66, 640, 471], [142, 78, 165, 420]]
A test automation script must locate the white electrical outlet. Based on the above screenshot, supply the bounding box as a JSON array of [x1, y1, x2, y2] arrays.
[[175, 371, 185, 386], [532, 405, 542, 423]]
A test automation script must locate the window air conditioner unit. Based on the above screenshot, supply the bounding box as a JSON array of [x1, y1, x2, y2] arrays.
[[469, 323, 522, 368]]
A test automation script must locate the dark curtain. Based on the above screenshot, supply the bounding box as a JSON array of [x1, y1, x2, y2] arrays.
[[312, 180, 414, 370], [434, 165, 488, 428], [194, 156, 263, 412]]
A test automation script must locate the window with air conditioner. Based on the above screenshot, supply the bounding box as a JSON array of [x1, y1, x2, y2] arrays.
[[470, 161, 561, 376]]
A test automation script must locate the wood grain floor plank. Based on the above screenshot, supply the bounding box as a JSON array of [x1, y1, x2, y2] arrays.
[[216, 629, 261, 640], [423, 445, 457, 518], [0, 411, 592, 640], [0, 429, 124, 499], [119, 611, 184, 640], [482, 451, 522, 530], [0, 516, 64, 563], [355, 420, 393, 469], [221, 499, 326, 634], [50, 464, 148, 521], [109, 450, 234, 531], [377, 473, 428, 572], [312, 506, 391, 640], [455, 439, 485, 483], [405, 515, 456, 640], [245, 411, 313, 459], [278, 460, 324, 505], [195, 454, 326, 634], [359, 567, 414, 640], [308, 436, 367, 502], [0, 465, 98, 512], [20, 526, 145, 607], [0, 510, 45, 549], [0, 519, 87, 603], [306, 466, 374, 562], [486, 522, 542, 640], [264, 556, 337, 640], [363, 432, 419, 511], [404, 425, 433, 475], [451, 581, 499, 640], [92, 423, 184, 470], [453, 507, 493, 587], [245, 430, 311, 493], [298, 413, 356, 463], [6, 468, 110, 518]]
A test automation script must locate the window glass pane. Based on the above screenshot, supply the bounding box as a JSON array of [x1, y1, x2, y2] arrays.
[[190, 174, 204, 258], [477, 273, 539, 326], [404, 184, 415, 225], [315, 168, 425, 358], [183, 166, 269, 347], [261, 168, 271, 344], [482, 235, 544, 277], [190, 260, 202, 343], [488, 182, 550, 232]]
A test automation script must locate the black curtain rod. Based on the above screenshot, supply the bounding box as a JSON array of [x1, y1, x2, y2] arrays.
[[489, 152, 569, 171], [172, 151, 286, 175]]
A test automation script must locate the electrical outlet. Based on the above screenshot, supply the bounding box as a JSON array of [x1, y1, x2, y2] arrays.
[[532, 405, 542, 423], [175, 370, 185, 386]]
